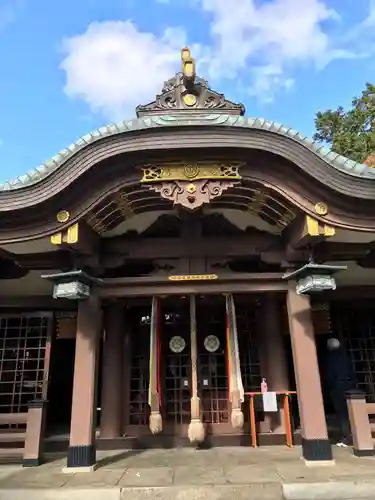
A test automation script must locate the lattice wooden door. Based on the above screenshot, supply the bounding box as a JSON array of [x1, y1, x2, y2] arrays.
[[162, 301, 191, 426], [129, 307, 150, 426], [196, 297, 229, 426], [236, 302, 261, 394]]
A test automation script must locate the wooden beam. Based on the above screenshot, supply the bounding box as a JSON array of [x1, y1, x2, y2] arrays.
[[283, 214, 336, 250], [102, 233, 282, 260], [98, 272, 287, 297], [12, 250, 74, 270], [50, 222, 99, 256], [282, 214, 337, 265], [319, 286, 375, 301], [0, 296, 77, 310], [315, 242, 371, 263]]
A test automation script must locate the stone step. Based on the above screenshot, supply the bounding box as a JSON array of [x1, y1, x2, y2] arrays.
[[0, 485, 283, 500], [1, 482, 375, 500], [282, 481, 375, 500]]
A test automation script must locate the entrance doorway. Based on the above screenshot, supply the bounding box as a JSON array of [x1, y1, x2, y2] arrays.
[[162, 298, 191, 435], [160, 295, 230, 436], [46, 338, 75, 434], [196, 296, 230, 434], [127, 295, 246, 440]]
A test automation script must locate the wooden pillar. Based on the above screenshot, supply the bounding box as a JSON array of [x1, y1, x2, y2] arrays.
[[64, 295, 101, 472], [100, 302, 124, 438], [286, 286, 332, 462], [259, 294, 289, 434], [122, 325, 132, 435]]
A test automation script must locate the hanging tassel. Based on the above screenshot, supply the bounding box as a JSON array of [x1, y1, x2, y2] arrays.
[[148, 297, 163, 435], [188, 295, 205, 444], [149, 411, 163, 435], [226, 293, 245, 429], [231, 401, 245, 429]]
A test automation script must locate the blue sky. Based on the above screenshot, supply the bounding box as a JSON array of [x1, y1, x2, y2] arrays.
[[0, 0, 374, 183]]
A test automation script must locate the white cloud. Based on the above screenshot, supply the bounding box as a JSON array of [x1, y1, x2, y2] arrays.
[[196, 0, 346, 99], [60, 21, 189, 121], [60, 0, 375, 118], [0, 0, 24, 30]]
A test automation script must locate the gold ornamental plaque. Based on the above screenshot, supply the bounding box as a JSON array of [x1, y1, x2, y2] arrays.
[[168, 274, 218, 281]]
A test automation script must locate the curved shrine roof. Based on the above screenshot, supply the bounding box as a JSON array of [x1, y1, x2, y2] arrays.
[[1, 48, 373, 192]]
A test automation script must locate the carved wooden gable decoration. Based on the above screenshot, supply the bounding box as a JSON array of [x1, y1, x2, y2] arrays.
[[141, 162, 243, 211], [136, 48, 245, 118], [138, 48, 245, 210]]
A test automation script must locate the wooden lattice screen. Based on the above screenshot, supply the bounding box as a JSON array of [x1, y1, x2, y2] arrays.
[[197, 300, 229, 425], [330, 301, 375, 401], [0, 313, 52, 415], [129, 307, 150, 426], [237, 303, 261, 393]]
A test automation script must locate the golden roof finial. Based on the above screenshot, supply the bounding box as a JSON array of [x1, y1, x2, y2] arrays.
[[181, 47, 196, 82]]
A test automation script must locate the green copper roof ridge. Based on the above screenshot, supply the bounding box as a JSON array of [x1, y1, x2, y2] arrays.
[[1, 113, 374, 192]]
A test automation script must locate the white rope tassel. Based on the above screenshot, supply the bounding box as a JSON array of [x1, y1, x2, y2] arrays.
[[188, 295, 205, 444], [149, 411, 163, 435], [226, 293, 245, 429], [148, 297, 162, 435]]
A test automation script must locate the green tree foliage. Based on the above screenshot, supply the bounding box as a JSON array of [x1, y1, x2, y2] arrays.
[[313, 83, 375, 163]]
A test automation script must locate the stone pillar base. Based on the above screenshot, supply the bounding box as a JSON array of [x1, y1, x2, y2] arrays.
[[354, 448, 375, 457], [66, 444, 96, 469], [23, 458, 42, 467], [301, 438, 333, 461], [62, 465, 98, 473]]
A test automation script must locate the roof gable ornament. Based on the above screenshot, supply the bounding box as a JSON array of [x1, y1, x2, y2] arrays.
[[135, 48, 245, 118]]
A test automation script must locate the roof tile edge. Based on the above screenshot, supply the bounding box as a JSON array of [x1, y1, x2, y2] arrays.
[[1, 113, 374, 192]]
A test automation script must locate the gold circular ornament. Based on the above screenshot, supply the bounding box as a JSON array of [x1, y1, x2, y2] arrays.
[[187, 183, 196, 194], [314, 203, 328, 216], [183, 164, 199, 179], [183, 93, 197, 107], [56, 210, 70, 223]]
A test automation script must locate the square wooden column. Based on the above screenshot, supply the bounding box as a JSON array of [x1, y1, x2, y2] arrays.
[[100, 302, 124, 438], [286, 286, 333, 463], [64, 295, 101, 472], [258, 294, 289, 434], [122, 328, 132, 435]]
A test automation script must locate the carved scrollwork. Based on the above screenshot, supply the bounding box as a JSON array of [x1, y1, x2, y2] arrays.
[[148, 179, 236, 211], [141, 162, 242, 183], [160, 94, 177, 109]]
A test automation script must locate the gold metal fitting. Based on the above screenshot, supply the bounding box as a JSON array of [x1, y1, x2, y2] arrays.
[[314, 203, 328, 216], [56, 210, 70, 223]]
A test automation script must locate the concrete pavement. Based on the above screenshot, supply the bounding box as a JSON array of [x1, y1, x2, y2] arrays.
[[0, 446, 374, 499]]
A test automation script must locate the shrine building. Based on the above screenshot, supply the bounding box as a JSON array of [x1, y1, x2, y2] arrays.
[[1, 48, 375, 471]]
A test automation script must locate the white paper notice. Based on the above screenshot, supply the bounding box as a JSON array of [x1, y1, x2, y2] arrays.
[[262, 391, 278, 412]]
